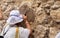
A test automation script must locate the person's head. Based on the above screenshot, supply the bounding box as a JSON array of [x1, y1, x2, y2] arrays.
[[7, 10, 23, 26]]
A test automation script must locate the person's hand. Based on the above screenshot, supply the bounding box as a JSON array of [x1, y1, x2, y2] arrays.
[[23, 15, 27, 21]]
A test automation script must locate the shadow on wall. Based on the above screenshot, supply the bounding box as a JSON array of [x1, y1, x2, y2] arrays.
[[19, 3, 35, 27], [29, 33, 34, 38], [19, 3, 35, 38], [19, 4, 35, 22]]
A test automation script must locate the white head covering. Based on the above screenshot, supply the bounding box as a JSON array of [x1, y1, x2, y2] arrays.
[[55, 32, 60, 38], [7, 10, 23, 25]]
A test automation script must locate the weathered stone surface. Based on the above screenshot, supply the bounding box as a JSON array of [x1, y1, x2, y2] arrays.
[[35, 7, 47, 24], [0, 0, 60, 38], [51, 1, 60, 10], [49, 26, 60, 38], [34, 25, 47, 38], [50, 9, 60, 22]]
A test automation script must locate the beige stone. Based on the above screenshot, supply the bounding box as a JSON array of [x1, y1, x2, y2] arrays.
[[1, 0, 60, 38], [50, 9, 60, 22]]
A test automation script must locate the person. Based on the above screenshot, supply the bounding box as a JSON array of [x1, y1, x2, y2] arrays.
[[55, 32, 60, 38], [1, 10, 32, 38]]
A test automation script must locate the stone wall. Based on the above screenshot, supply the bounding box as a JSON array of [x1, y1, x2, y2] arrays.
[[0, 0, 60, 38]]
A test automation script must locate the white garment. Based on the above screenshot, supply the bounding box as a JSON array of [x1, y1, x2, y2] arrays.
[[7, 10, 23, 25], [1, 25, 30, 38], [55, 32, 60, 38], [1, 10, 30, 38]]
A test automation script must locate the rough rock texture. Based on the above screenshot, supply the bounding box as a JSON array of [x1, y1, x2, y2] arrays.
[[0, 0, 60, 38]]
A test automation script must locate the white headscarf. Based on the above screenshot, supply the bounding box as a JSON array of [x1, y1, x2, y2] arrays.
[[7, 10, 23, 25]]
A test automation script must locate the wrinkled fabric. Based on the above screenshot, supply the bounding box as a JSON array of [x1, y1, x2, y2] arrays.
[[10, 10, 20, 16], [1, 10, 30, 38], [7, 10, 23, 25], [55, 32, 60, 38], [7, 15, 23, 25], [1, 23, 10, 36], [1, 25, 30, 38]]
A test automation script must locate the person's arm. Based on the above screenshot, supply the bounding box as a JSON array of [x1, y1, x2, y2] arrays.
[[0, 7, 3, 19], [23, 15, 32, 33]]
